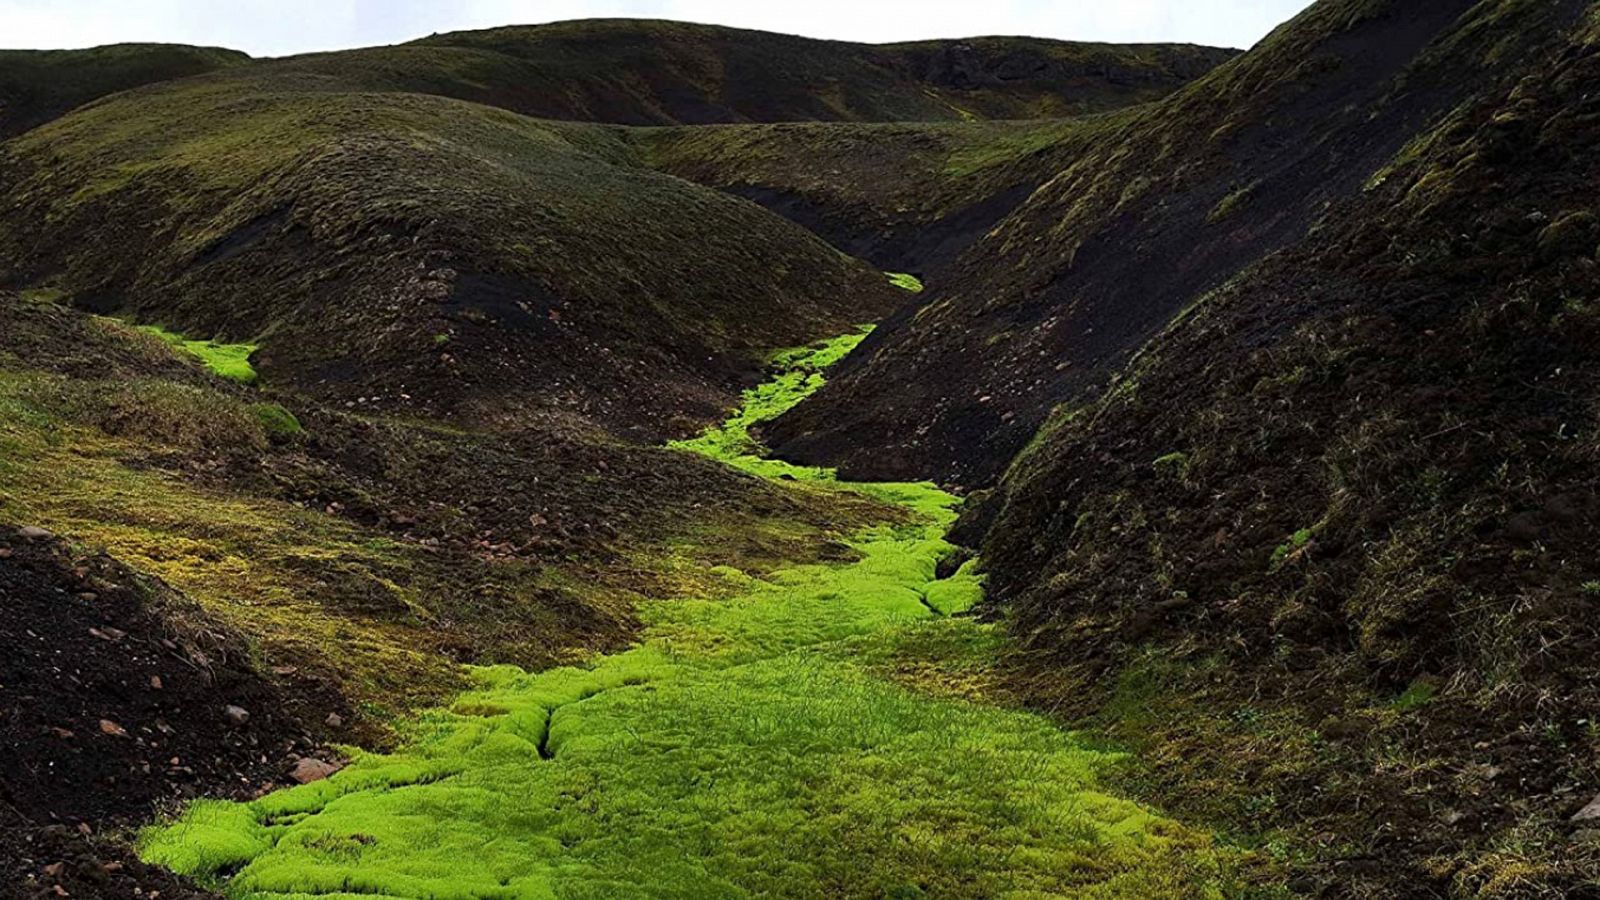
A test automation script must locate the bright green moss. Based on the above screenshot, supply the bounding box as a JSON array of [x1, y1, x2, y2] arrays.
[[137, 324, 259, 383], [887, 272, 925, 293], [142, 331, 1229, 897]]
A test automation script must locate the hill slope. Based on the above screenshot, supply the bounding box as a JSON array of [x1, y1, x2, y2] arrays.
[[400, 20, 1235, 124], [768, 0, 1591, 486], [636, 116, 1117, 275], [0, 43, 249, 138], [761, 0, 1600, 894], [0, 67, 901, 439]]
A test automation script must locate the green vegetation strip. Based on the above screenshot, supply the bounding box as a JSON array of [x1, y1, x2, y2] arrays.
[[138, 324, 259, 383], [142, 330, 1226, 898], [887, 272, 925, 293]]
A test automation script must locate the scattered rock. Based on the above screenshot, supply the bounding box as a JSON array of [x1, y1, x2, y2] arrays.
[[149, 675, 163, 690], [18, 525, 54, 541], [98, 719, 128, 738], [325, 712, 344, 729], [289, 757, 342, 784], [0, 547, 13, 559], [89, 626, 126, 643], [223, 705, 251, 727], [1574, 794, 1600, 822]]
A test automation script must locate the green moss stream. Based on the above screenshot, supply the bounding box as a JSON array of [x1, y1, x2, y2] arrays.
[[140, 328, 1228, 898]]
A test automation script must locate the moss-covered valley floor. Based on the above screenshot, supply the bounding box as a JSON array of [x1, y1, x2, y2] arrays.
[[139, 330, 1233, 899]]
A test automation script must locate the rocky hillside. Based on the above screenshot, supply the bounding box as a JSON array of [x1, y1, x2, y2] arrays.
[[768, 0, 1600, 894], [769, 0, 1590, 487], [637, 116, 1115, 275], [0, 43, 249, 138]]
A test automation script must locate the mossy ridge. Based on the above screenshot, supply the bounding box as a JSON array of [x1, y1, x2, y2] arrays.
[[141, 332, 1233, 898]]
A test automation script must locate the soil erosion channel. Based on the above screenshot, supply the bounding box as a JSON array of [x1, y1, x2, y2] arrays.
[[141, 328, 1228, 898]]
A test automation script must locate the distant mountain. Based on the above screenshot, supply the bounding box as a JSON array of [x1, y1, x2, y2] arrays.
[[403, 19, 1236, 124]]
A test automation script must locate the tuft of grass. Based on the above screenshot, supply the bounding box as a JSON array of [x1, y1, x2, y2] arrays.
[[141, 332, 1234, 897], [1270, 528, 1315, 567], [1207, 183, 1257, 224], [248, 402, 304, 439], [887, 272, 925, 293], [137, 324, 259, 384]]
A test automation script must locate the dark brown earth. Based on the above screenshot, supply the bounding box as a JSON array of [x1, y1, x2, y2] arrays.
[[768, 0, 1593, 488], [0, 525, 312, 898]]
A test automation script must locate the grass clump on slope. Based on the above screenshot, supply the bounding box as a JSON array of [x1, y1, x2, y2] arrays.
[[141, 331, 1232, 898], [137, 324, 258, 384]]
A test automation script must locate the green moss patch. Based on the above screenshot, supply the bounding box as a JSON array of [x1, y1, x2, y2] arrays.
[[137, 325, 259, 383], [141, 331, 1232, 897]]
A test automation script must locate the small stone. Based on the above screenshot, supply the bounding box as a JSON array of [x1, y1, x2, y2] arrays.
[[224, 705, 251, 727], [1574, 794, 1600, 822], [89, 626, 126, 643], [76, 592, 98, 602], [18, 526, 53, 541], [290, 757, 342, 784], [0, 547, 13, 559], [149, 675, 163, 690], [98, 719, 128, 738], [43, 862, 64, 878], [325, 713, 344, 728]]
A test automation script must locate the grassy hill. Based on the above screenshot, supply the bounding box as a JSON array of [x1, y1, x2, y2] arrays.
[[0, 68, 903, 440], [0, 43, 249, 137], [404, 20, 1235, 124], [635, 116, 1117, 274], [769, 0, 1593, 486], [766, 0, 1600, 893]]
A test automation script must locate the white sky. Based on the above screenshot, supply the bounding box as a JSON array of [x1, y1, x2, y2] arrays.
[[0, 1, 1315, 57]]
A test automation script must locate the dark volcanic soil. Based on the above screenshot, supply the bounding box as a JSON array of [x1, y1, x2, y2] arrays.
[[0, 526, 318, 898], [767, 0, 1590, 488]]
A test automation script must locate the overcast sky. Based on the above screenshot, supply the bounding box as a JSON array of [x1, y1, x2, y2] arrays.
[[1, 1, 1315, 57]]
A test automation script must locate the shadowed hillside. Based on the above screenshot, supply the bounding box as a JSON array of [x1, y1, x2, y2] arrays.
[[0, 43, 249, 138], [764, 0, 1600, 894], [0, 71, 901, 440], [768, 0, 1591, 486], [402, 20, 1235, 124], [636, 116, 1117, 275]]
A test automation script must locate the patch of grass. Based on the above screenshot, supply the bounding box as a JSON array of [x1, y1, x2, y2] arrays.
[[1392, 678, 1439, 712], [137, 324, 259, 384], [1207, 183, 1257, 224], [248, 403, 304, 439], [1270, 528, 1315, 567], [887, 272, 925, 293], [142, 333, 1234, 897]]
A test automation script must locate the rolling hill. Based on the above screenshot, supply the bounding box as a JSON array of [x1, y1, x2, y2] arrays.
[[0, 43, 250, 138], [763, 0, 1600, 893]]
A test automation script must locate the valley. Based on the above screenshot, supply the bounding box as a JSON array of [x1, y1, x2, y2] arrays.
[[4, 3, 1600, 898]]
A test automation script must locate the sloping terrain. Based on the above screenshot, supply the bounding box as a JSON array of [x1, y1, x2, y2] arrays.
[[637, 116, 1116, 275], [401, 20, 1234, 125], [739, 0, 1600, 896], [0, 43, 249, 138], [976, 13, 1600, 893], [0, 292, 906, 894], [0, 69, 903, 440], [768, 0, 1592, 487]]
